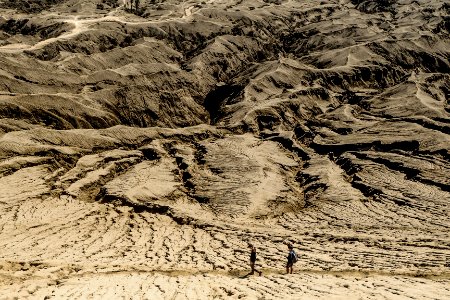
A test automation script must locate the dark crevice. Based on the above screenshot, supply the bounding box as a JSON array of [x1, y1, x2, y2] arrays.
[[203, 84, 244, 124], [97, 193, 195, 225], [311, 140, 420, 156], [351, 152, 450, 192], [264, 134, 310, 160]]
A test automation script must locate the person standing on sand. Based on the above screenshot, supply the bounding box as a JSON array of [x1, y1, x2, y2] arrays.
[[248, 243, 262, 276], [286, 243, 297, 274]]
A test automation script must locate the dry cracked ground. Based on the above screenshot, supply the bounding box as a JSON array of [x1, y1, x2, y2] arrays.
[[0, 0, 449, 299]]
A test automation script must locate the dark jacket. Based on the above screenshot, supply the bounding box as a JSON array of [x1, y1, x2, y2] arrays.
[[250, 248, 257, 262], [287, 250, 296, 263]]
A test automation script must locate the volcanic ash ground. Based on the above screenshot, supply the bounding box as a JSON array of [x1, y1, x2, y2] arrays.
[[0, 0, 449, 299]]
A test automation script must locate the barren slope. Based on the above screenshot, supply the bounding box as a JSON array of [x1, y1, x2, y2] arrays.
[[0, 0, 449, 299]]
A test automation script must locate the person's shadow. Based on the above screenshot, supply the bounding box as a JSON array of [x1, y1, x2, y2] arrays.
[[239, 271, 254, 279], [229, 269, 254, 279]]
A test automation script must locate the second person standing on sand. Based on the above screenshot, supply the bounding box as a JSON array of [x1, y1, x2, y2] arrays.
[[286, 243, 298, 274]]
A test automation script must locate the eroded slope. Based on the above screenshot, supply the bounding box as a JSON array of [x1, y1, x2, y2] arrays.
[[0, 0, 449, 299]]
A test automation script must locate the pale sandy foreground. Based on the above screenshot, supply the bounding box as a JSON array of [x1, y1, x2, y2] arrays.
[[1, 270, 450, 299]]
